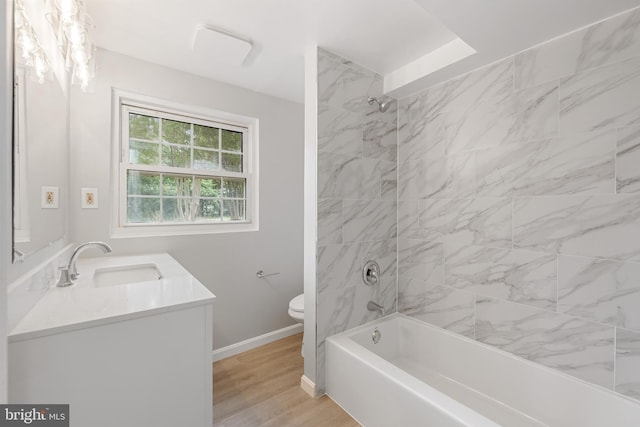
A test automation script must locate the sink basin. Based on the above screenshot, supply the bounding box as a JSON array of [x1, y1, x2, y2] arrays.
[[93, 264, 163, 287]]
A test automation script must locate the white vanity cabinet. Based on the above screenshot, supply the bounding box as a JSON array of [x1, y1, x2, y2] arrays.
[[8, 254, 215, 427]]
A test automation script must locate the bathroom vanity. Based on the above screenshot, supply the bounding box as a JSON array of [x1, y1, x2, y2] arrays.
[[8, 253, 215, 427]]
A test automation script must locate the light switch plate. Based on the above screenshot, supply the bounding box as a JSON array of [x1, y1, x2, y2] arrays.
[[81, 188, 98, 209], [41, 186, 59, 209]]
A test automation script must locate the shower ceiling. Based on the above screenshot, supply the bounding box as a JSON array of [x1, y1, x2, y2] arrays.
[[84, 0, 640, 103]]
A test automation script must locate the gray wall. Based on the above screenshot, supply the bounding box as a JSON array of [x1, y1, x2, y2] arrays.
[[398, 8, 640, 400], [70, 49, 304, 350], [315, 48, 398, 390]]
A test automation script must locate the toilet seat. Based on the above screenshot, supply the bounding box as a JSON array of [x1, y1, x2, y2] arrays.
[[288, 294, 304, 323], [287, 293, 305, 357], [289, 294, 304, 313]]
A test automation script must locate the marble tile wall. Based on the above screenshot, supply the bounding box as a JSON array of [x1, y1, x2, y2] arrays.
[[315, 48, 398, 390], [397, 7, 640, 401]]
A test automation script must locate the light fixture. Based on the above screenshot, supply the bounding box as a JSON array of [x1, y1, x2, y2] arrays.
[[14, 0, 50, 84], [46, 0, 96, 92]]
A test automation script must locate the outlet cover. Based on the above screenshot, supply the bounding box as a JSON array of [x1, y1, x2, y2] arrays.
[[41, 186, 59, 209], [81, 188, 98, 209]]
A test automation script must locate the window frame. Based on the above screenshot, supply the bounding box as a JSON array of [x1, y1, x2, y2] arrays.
[[111, 89, 259, 238]]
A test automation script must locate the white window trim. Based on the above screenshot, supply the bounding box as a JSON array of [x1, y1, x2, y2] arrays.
[[110, 88, 259, 238]]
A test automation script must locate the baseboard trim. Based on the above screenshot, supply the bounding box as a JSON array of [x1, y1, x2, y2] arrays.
[[212, 323, 303, 362], [300, 375, 321, 398]]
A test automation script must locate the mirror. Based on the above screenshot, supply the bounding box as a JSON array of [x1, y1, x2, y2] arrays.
[[12, 0, 69, 263]]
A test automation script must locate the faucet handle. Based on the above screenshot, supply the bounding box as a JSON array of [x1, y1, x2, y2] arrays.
[[56, 266, 74, 287], [362, 260, 380, 286], [70, 265, 80, 280]]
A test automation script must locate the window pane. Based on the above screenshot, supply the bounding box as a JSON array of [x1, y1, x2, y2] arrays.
[[221, 152, 242, 172], [129, 140, 159, 165], [198, 199, 221, 221], [127, 197, 160, 223], [193, 149, 219, 170], [175, 176, 193, 196], [197, 177, 221, 198], [221, 129, 242, 152], [129, 114, 159, 140], [162, 118, 191, 145], [162, 175, 177, 196], [194, 125, 218, 149], [223, 199, 245, 221], [162, 145, 191, 168], [223, 178, 245, 198], [128, 171, 160, 196], [162, 198, 179, 221], [162, 175, 193, 197], [163, 198, 199, 222]]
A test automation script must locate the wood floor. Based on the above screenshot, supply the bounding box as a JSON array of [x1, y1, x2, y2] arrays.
[[213, 333, 359, 427]]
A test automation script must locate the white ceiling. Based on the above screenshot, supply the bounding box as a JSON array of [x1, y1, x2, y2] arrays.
[[84, 0, 640, 103]]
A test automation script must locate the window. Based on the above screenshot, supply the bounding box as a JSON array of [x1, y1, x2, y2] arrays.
[[112, 91, 258, 237]]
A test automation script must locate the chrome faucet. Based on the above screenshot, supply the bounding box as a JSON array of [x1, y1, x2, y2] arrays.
[[367, 301, 384, 316], [56, 241, 113, 287]]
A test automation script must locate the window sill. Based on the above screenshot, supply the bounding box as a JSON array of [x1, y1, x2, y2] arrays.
[[110, 221, 258, 239]]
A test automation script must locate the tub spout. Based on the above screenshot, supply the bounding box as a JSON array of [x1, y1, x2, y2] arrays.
[[367, 301, 384, 316]]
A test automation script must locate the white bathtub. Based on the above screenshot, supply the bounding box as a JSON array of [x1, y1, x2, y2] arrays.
[[326, 314, 640, 427]]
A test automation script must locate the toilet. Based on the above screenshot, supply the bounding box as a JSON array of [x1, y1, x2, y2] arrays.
[[288, 293, 304, 323], [288, 293, 304, 356]]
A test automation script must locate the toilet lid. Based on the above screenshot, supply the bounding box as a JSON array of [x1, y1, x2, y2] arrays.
[[289, 294, 304, 313]]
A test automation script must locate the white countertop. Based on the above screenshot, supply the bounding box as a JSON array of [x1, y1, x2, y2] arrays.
[[9, 253, 215, 342]]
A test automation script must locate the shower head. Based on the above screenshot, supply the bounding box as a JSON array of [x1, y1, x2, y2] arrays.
[[367, 96, 394, 113]]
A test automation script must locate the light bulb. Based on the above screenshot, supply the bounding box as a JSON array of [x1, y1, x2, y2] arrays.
[[33, 51, 49, 83], [56, 0, 78, 23], [72, 46, 87, 65], [75, 63, 90, 91], [18, 29, 36, 60], [14, 10, 25, 30], [65, 21, 85, 47]]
